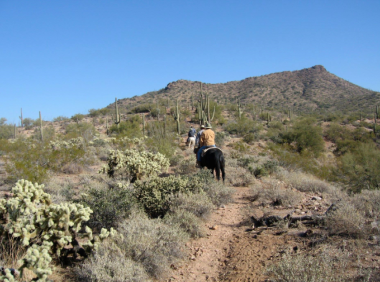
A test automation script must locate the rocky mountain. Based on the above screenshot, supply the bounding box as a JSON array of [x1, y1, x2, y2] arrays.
[[113, 65, 380, 113]]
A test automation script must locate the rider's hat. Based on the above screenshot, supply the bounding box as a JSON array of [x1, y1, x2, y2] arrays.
[[200, 124, 205, 128]]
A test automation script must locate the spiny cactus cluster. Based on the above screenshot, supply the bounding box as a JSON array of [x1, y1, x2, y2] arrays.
[[49, 137, 84, 150], [99, 149, 169, 181], [0, 180, 118, 282]]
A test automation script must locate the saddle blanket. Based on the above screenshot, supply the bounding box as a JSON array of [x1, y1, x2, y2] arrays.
[[201, 147, 222, 158]]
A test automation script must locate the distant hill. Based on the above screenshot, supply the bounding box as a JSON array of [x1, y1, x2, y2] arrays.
[[111, 65, 380, 114]]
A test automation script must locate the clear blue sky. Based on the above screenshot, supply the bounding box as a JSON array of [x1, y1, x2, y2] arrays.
[[1, 1, 379, 123]]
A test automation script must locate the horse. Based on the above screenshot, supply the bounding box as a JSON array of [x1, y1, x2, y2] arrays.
[[195, 147, 225, 182], [187, 136, 196, 149]]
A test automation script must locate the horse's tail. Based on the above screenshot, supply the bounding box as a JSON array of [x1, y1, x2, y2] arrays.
[[220, 153, 226, 183]]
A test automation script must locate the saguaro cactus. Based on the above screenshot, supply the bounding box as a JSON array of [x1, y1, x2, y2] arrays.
[[197, 82, 215, 125], [142, 113, 146, 136], [19, 108, 23, 127], [173, 99, 180, 135], [237, 98, 244, 119], [114, 97, 121, 128], [106, 116, 109, 135], [39, 111, 43, 141]]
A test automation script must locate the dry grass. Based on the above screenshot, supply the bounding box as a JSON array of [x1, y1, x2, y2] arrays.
[[276, 170, 336, 194], [169, 192, 214, 219], [164, 208, 206, 238], [61, 162, 83, 174], [351, 189, 380, 219], [75, 239, 151, 282], [174, 158, 198, 175], [253, 179, 302, 207], [226, 166, 255, 187], [202, 181, 234, 207], [116, 212, 188, 280], [325, 201, 368, 238], [266, 246, 350, 282]]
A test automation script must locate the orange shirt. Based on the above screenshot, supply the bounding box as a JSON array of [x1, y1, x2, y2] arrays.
[[200, 129, 215, 147]]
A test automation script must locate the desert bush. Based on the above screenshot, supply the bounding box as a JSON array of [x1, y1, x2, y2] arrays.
[[224, 118, 260, 136], [169, 153, 183, 166], [78, 185, 139, 231], [110, 115, 142, 137], [52, 116, 69, 122], [277, 170, 336, 194], [0, 124, 14, 139], [266, 247, 349, 282], [71, 113, 85, 123], [175, 158, 198, 175], [65, 122, 96, 141], [226, 165, 255, 187], [75, 239, 151, 282], [99, 149, 170, 182], [145, 121, 179, 158], [164, 209, 206, 238], [325, 201, 367, 238], [243, 132, 258, 144], [281, 118, 324, 156], [258, 179, 302, 207], [169, 192, 214, 219], [44, 179, 75, 204], [133, 175, 202, 217], [339, 143, 380, 192], [232, 140, 249, 153], [201, 181, 234, 207], [61, 162, 83, 174], [249, 159, 279, 178], [116, 212, 188, 280], [215, 131, 230, 147], [351, 189, 380, 219]]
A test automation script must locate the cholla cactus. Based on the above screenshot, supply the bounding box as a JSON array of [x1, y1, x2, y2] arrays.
[[0, 179, 117, 281], [18, 241, 53, 281], [49, 137, 84, 150], [99, 149, 169, 182]]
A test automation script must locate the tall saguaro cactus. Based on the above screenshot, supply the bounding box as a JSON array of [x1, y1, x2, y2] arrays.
[[173, 99, 180, 135], [19, 108, 23, 127], [114, 97, 121, 128], [237, 98, 244, 119], [39, 111, 43, 141], [142, 113, 146, 136], [197, 82, 215, 125], [106, 116, 109, 135]]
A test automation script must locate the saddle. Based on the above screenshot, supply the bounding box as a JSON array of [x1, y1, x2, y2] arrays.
[[201, 147, 222, 158]]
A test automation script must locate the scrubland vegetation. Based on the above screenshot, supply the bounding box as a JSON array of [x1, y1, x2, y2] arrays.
[[1, 91, 380, 281]]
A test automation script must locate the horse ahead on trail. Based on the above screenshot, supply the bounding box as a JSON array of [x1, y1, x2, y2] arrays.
[[196, 147, 226, 182]]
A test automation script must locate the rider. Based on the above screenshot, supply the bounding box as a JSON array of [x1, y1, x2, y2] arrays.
[[195, 124, 205, 148], [197, 122, 216, 167], [187, 125, 196, 144]]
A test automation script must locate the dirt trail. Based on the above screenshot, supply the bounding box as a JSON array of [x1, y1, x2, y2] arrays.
[[170, 186, 286, 282]]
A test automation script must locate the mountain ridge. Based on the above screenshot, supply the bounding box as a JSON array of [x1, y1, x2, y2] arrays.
[[113, 65, 380, 113]]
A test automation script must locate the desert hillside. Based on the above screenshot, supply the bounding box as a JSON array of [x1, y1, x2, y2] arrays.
[[111, 65, 380, 114]]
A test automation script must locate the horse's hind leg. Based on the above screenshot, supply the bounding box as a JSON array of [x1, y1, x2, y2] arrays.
[[215, 166, 221, 181]]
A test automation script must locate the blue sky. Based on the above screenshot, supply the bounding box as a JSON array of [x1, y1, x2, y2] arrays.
[[1, 1, 379, 123]]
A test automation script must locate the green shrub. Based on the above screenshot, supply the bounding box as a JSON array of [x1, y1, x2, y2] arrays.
[[243, 132, 258, 144], [283, 118, 324, 156], [110, 115, 142, 137], [224, 118, 260, 136], [133, 175, 202, 217], [339, 143, 380, 192], [0, 124, 14, 139], [79, 185, 139, 231]]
